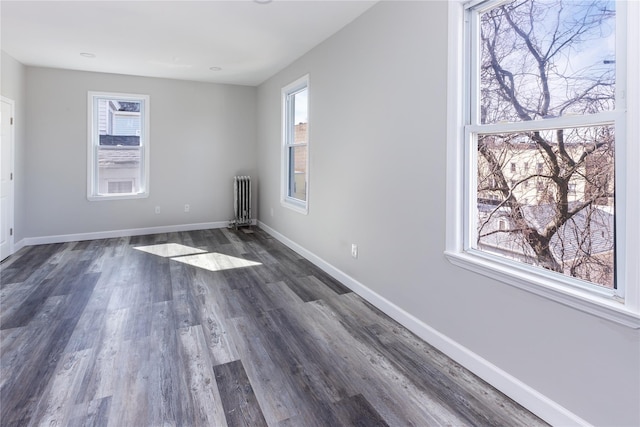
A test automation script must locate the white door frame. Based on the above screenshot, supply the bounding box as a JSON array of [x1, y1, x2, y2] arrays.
[[1, 96, 15, 260]]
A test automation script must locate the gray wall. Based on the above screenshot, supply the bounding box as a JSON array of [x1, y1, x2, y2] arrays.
[[24, 67, 256, 238], [256, 2, 640, 426], [1, 51, 27, 243]]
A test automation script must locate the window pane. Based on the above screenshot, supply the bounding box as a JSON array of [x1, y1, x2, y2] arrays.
[[98, 98, 141, 144], [97, 147, 141, 195], [289, 145, 307, 201], [293, 88, 308, 142], [476, 125, 615, 288], [480, 0, 616, 124]]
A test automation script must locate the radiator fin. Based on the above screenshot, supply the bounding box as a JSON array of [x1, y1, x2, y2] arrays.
[[231, 176, 252, 229]]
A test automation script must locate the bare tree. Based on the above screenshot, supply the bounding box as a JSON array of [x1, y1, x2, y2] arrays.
[[477, 0, 615, 287]]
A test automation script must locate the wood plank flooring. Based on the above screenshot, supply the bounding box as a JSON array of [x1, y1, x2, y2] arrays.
[[0, 228, 548, 426]]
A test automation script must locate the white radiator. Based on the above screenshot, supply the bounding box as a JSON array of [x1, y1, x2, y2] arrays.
[[230, 175, 252, 229]]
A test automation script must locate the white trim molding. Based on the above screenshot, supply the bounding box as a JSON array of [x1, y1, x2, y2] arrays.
[[1, 96, 16, 260], [17, 221, 243, 247], [258, 221, 589, 427], [446, 250, 640, 328]]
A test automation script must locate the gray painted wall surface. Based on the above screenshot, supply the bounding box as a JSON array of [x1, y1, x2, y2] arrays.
[[256, 2, 640, 426], [24, 67, 257, 237], [1, 51, 27, 243]]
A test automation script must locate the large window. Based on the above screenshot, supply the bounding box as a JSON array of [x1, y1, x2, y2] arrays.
[[446, 0, 640, 327], [87, 91, 149, 200], [281, 75, 309, 214]]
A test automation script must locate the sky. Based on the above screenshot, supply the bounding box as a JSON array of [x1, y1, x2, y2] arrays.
[[294, 88, 308, 124]]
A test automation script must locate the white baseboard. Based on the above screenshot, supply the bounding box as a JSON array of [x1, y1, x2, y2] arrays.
[[19, 221, 239, 247], [12, 239, 26, 254], [258, 221, 589, 427]]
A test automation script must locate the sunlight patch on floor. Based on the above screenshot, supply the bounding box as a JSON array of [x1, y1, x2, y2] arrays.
[[134, 243, 262, 272], [171, 252, 261, 272], [134, 243, 207, 258]]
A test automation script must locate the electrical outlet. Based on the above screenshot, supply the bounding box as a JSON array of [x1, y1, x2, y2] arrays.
[[155, 206, 161, 214], [351, 244, 358, 259], [184, 204, 190, 213]]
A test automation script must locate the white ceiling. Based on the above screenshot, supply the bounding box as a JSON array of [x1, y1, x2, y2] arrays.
[[0, 0, 377, 86]]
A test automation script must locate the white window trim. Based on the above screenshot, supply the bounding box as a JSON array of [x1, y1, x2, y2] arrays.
[[281, 75, 310, 215], [87, 91, 150, 201], [445, 0, 640, 328]]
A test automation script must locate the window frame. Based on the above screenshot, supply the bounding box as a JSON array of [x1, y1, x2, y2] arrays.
[[87, 91, 150, 201], [281, 75, 310, 214], [445, 0, 640, 328]]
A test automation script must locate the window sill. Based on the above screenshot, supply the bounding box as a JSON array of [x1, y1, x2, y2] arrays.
[[88, 192, 149, 202], [444, 250, 640, 329], [281, 198, 308, 215]]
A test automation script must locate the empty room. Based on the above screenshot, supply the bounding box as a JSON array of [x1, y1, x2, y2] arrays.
[[1, 1, 639, 426]]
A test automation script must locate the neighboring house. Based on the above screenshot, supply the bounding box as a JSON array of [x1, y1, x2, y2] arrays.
[[477, 137, 614, 208], [97, 148, 141, 194], [98, 99, 141, 138], [292, 122, 308, 200], [477, 203, 614, 287], [96, 99, 142, 194]]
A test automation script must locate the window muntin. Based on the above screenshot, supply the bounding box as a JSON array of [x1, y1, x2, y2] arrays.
[[281, 76, 309, 213], [88, 92, 149, 200], [466, 0, 621, 292]]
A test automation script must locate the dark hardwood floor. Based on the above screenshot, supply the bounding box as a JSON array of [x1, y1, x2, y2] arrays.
[[0, 227, 548, 426]]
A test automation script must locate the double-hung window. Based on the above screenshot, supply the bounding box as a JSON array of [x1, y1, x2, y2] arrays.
[[281, 75, 309, 214], [88, 91, 149, 200], [446, 0, 640, 327]]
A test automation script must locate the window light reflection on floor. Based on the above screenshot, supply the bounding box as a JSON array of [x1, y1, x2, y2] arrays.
[[134, 243, 207, 258], [134, 243, 261, 272], [172, 252, 261, 272]]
